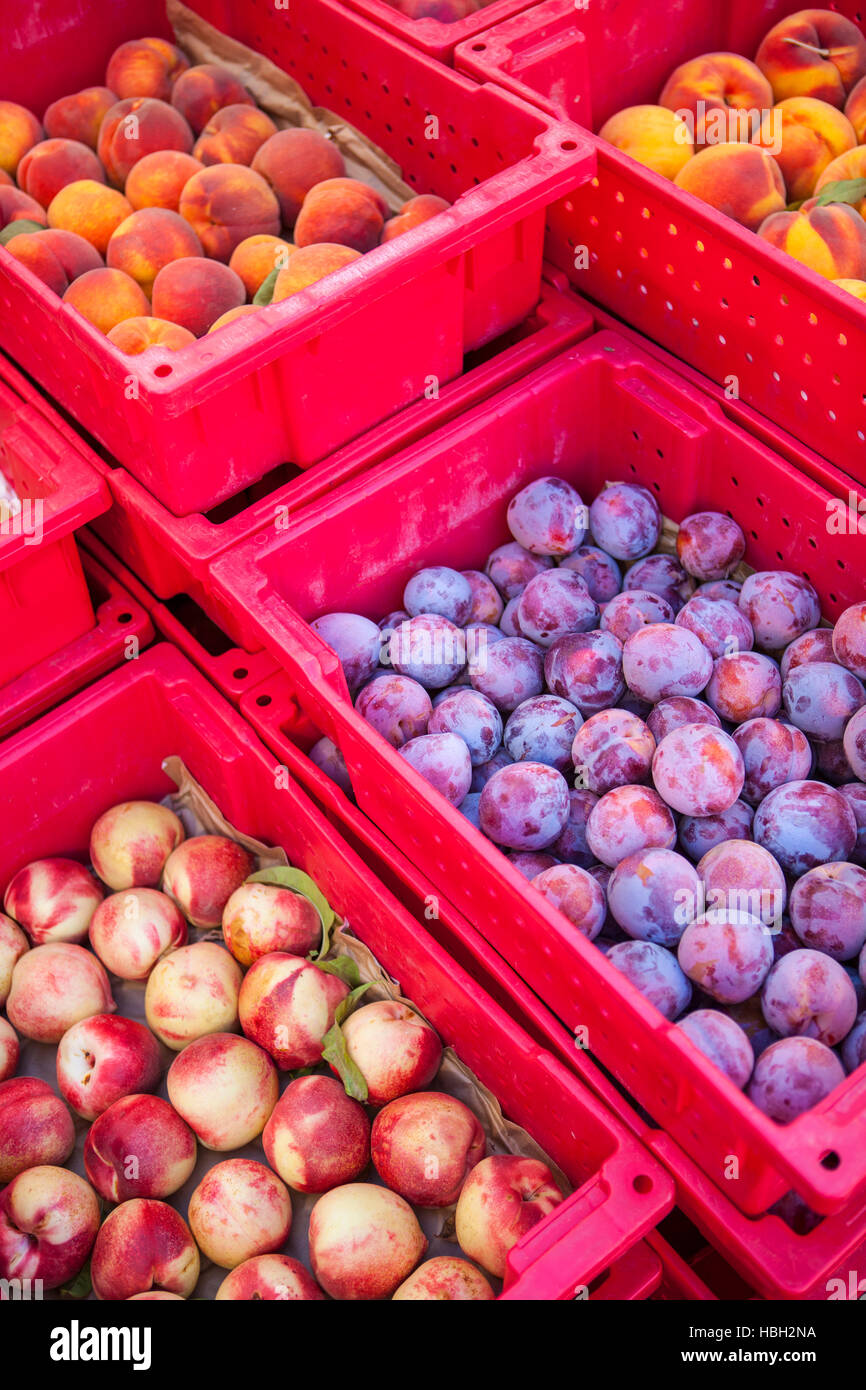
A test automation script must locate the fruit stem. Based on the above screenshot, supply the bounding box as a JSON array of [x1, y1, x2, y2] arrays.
[[782, 37, 831, 58]]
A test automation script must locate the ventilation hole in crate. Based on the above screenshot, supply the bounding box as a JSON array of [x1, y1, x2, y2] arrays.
[[639, 283, 648, 295], [821, 1151, 841, 1170], [721, 296, 728, 308], [406, 135, 414, 146], [692, 280, 701, 292], [385, 122, 392, 132], [428, 150, 434, 160], [325, 83, 333, 94], [233, 668, 249, 681], [809, 312, 817, 325], [782, 516, 790, 527], [695, 239, 704, 252], [839, 332, 848, 346], [632, 430, 640, 441], [838, 558, 846, 569], [731, 476, 739, 486], [665, 263, 674, 275], [776, 550, 784, 561], [750, 529, 758, 540], [256, 695, 272, 708], [616, 268, 624, 278], [561, 140, 578, 151], [656, 448, 664, 459], [780, 294, 789, 307], [382, 82, 390, 94], [859, 430, 866, 441], [589, 214, 599, 228], [756, 496, 764, 507], [615, 190, 625, 203], [745, 351, 753, 363], [668, 222, 678, 236], [471, 136, 479, 147], [774, 334, 784, 346], [471, 41, 486, 50], [641, 206, 650, 219], [633, 1174, 653, 1195], [723, 257, 732, 270], [117, 612, 133, 624], [800, 389, 809, 401], [752, 274, 760, 286], [365, 111, 371, 121], [829, 409, 837, 421], [665, 300, 674, 312], [808, 537, 817, 548], [154, 364, 172, 377], [403, 95, 411, 106], [639, 247, 648, 259], [691, 316, 699, 327], [591, 176, 599, 188], [450, 163, 458, 174], [830, 592, 838, 604], [803, 353, 812, 366], [748, 314, 756, 326], [718, 334, 726, 345], [772, 370, 781, 381], [630, 462, 637, 472]]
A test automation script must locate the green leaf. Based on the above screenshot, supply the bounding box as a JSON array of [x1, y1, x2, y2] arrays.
[[253, 267, 280, 305], [320, 983, 373, 1101], [813, 179, 866, 208], [0, 219, 45, 245], [245, 866, 336, 955], [315, 955, 362, 989], [60, 1258, 92, 1300]]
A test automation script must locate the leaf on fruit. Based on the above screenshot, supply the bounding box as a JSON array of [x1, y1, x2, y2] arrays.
[[0, 219, 45, 245], [245, 866, 335, 953], [320, 983, 373, 1101], [253, 268, 280, 305], [60, 1258, 92, 1300], [315, 955, 363, 989], [813, 179, 866, 208]]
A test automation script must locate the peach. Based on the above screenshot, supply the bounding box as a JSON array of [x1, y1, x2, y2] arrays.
[[0, 169, 11, 187], [63, 265, 150, 335], [338, 1000, 443, 1105], [35, 227, 103, 278], [0, 185, 48, 231], [263, 1074, 371, 1192], [845, 74, 866, 140], [0, 1166, 99, 1291], [151, 256, 246, 337], [598, 105, 694, 180], [106, 206, 202, 296], [659, 53, 773, 144], [455, 1154, 565, 1279], [222, 880, 322, 966], [47, 179, 132, 254], [188, 1159, 292, 1269], [372, 1091, 485, 1207], [393, 1257, 495, 1301], [216, 1254, 325, 1301], [7, 942, 113, 1043], [108, 315, 196, 352], [171, 65, 255, 135], [0, 1077, 75, 1182], [252, 128, 346, 225], [44, 87, 117, 150], [207, 304, 261, 331], [0, 100, 42, 176], [98, 97, 194, 187], [91, 1198, 200, 1300], [179, 163, 280, 261], [128, 1291, 184, 1300], [56, 1013, 162, 1120], [309, 1183, 427, 1300], [228, 232, 294, 296], [756, 9, 866, 108], [0, 913, 28, 1006], [193, 104, 278, 166], [380, 193, 451, 241], [0, 1017, 18, 1082], [674, 143, 787, 231], [84, 1093, 197, 1202], [238, 953, 349, 1069], [90, 798, 185, 890], [89, 887, 186, 979], [145, 940, 242, 1050], [125, 149, 204, 211], [271, 242, 362, 300], [161, 834, 254, 927], [106, 38, 189, 102], [814, 145, 866, 216], [758, 196, 866, 279], [166, 1031, 278, 1150], [294, 177, 385, 253], [753, 96, 857, 200], [3, 857, 104, 945], [18, 138, 106, 212], [5, 227, 103, 292], [834, 276, 866, 298]]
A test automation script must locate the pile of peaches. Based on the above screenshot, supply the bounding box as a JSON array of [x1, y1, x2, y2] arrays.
[[600, 8, 866, 295], [0, 35, 449, 352], [0, 800, 566, 1301]]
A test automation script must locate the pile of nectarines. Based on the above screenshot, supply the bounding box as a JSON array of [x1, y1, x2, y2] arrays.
[[0, 36, 450, 353]]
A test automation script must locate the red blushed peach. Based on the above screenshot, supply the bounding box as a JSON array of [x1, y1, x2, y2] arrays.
[[371, 1091, 485, 1207], [262, 1074, 370, 1193], [238, 953, 349, 1070], [846, 74, 866, 141], [89, 887, 187, 980], [17, 138, 106, 209], [0, 185, 49, 231], [91, 1198, 200, 1300], [393, 1257, 495, 1301], [758, 197, 866, 279], [6, 228, 103, 292], [756, 9, 866, 108], [814, 146, 866, 217], [145, 941, 241, 1050], [216, 1254, 325, 1301], [84, 1094, 197, 1202], [271, 242, 362, 300], [44, 87, 117, 150], [125, 149, 204, 211], [193, 104, 278, 166], [753, 96, 857, 201], [171, 65, 255, 135], [98, 97, 194, 187], [47, 179, 132, 254], [294, 178, 385, 253], [0, 1166, 99, 1292], [455, 1155, 565, 1279], [4, 857, 104, 945], [252, 128, 346, 225], [222, 881, 321, 966], [659, 53, 773, 144], [597, 106, 694, 180], [108, 315, 196, 352], [0, 913, 28, 1007], [309, 1183, 427, 1300], [0, 1078, 75, 1183], [674, 143, 787, 232], [0, 1018, 18, 1082], [106, 206, 202, 297], [228, 232, 295, 296], [0, 100, 42, 176], [380, 193, 451, 241], [179, 163, 280, 261], [161, 834, 255, 928], [188, 1159, 292, 1269], [106, 38, 189, 102], [207, 304, 262, 332], [7, 942, 114, 1044], [166, 1032, 278, 1150], [63, 265, 150, 335], [338, 1000, 443, 1105], [90, 798, 185, 890], [835, 276, 866, 299], [56, 1013, 162, 1121], [152, 256, 246, 337]]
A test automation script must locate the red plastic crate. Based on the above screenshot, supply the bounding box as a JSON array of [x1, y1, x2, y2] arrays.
[[455, 0, 866, 480], [339, 0, 537, 66], [0, 0, 594, 516], [211, 329, 866, 1219]]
